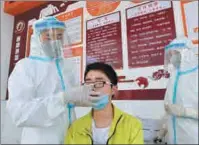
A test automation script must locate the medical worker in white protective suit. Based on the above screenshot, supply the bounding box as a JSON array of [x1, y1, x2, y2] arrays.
[[154, 37, 198, 144], [7, 16, 105, 144]]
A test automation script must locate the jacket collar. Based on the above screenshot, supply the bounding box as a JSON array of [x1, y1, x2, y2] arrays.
[[80, 104, 123, 137]]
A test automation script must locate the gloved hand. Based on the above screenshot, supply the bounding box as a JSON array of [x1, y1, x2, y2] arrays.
[[165, 102, 185, 117], [74, 91, 106, 107], [58, 85, 106, 107], [153, 124, 167, 144], [165, 103, 198, 119]]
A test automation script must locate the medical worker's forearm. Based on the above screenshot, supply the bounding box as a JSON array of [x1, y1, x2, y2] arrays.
[[7, 59, 67, 128], [7, 94, 66, 128], [157, 123, 168, 138], [154, 114, 168, 143], [166, 104, 198, 119], [184, 107, 198, 119]]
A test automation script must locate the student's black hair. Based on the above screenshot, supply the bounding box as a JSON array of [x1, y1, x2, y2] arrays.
[[84, 62, 118, 85]]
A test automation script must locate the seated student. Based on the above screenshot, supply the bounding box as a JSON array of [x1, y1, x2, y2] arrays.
[[64, 62, 144, 144]]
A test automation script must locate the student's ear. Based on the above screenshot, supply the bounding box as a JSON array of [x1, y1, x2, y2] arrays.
[[111, 85, 118, 96]]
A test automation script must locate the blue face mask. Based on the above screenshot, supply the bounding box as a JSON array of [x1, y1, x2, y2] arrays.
[[93, 95, 109, 110]]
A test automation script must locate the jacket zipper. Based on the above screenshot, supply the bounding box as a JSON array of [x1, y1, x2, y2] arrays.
[[87, 133, 93, 145], [106, 115, 123, 144]]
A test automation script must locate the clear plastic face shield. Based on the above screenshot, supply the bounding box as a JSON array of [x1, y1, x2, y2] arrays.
[[164, 37, 195, 71], [40, 28, 65, 58], [164, 45, 182, 71], [33, 16, 68, 58]]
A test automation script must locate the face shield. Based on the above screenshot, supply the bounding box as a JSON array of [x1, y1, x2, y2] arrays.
[[33, 16, 67, 58], [164, 44, 183, 70], [164, 37, 194, 71]]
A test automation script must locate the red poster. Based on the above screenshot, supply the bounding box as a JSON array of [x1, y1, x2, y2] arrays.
[[86, 12, 123, 69], [126, 1, 176, 68]]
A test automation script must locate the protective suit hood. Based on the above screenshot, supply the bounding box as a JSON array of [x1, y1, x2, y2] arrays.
[[164, 36, 198, 72], [30, 16, 66, 58]]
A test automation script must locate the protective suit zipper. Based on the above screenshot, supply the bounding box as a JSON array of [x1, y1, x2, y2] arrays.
[[55, 59, 73, 125]]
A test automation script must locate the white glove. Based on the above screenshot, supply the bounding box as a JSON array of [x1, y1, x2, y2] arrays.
[[154, 127, 167, 144], [165, 103, 185, 117], [58, 85, 105, 107], [165, 103, 198, 119], [153, 116, 168, 144]]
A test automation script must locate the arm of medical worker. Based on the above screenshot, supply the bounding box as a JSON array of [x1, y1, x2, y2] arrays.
[[165, 103, 198, 119], [7, 60, 91, 128], [153, 114, 168, 143], [130, 119, 144, 144], [6, 61, 68, 128], [184, 107, 198, 119]]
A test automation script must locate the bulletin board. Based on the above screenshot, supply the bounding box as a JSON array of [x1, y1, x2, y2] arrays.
[[8, 1, 178, 100]]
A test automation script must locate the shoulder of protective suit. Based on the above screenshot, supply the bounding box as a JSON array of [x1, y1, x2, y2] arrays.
[[13, 58, 40, 75], [15, 58, 34, 67], [8, 58, 34, 81]]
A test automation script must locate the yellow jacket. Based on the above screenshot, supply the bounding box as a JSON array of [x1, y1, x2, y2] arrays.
[[64, 105, 144, 144]]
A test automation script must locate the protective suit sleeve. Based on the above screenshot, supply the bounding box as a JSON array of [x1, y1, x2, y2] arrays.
[[7, 61, 66, 128], [165, 103, 198, 119], [184, 107, 198, 119], [154, 114, 168, 143]]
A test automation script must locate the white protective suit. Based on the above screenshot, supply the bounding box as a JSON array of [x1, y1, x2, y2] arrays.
[[163, 37, 198, 144], [7, 16, 102, 144]]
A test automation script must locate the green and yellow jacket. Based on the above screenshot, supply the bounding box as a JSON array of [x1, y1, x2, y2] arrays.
[[64, 105, 144, 144]]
